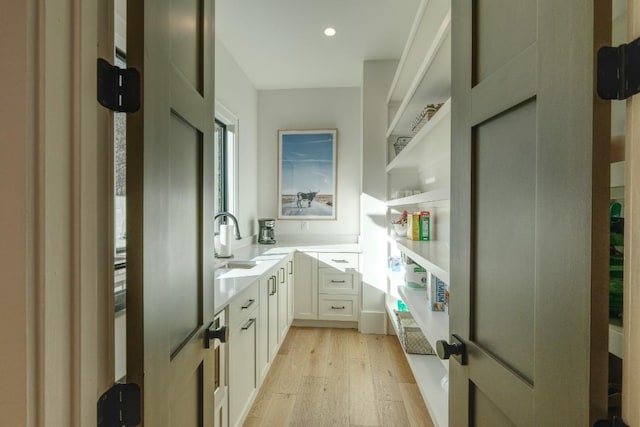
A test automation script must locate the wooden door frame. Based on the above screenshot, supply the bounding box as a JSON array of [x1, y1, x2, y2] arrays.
[[624, 1, 640, 424], [1, 0, 113, 425]]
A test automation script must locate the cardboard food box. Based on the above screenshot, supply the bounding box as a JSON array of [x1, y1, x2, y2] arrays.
[[407, 211, 431, 241], [430, 274, 446, 312]]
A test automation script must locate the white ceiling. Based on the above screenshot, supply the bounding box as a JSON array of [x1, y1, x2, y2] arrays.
[[215, 0, 422, 90]]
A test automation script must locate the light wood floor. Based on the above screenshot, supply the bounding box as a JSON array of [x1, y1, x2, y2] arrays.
[[244, 327, 435, 427]]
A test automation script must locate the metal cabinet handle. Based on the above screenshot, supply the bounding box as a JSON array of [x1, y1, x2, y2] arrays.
[[331, 259, 348, 263], [241, 318, 256, 330], [280, 267, 285, 283], [288, 260, 293, 274], [330, 280, 346, 283], [269, 276, 277, 295], [331, 305, 345, 310], [241, 299, 255, 309]]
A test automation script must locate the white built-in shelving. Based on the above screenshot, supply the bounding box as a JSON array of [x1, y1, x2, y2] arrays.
[[383, 0, 451, 424], [386, 188, 450, 207], [388, 237, 449, 284], [385, 291, 448, 427]]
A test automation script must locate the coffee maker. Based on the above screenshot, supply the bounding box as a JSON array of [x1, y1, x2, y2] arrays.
[[258, 218, 276, 244]]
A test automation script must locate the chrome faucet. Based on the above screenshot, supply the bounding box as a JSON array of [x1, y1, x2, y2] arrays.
[[214, 211, 242, 240]]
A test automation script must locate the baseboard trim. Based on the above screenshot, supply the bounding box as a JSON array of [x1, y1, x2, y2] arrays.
[[359, 311, 387, 334], [291, 319, 358, 329]]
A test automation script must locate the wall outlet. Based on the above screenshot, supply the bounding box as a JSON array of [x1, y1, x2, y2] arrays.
[[301, 221, 309, 231]]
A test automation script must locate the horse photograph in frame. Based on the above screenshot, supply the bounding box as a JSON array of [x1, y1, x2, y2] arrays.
[[277, 129, 337, 220]]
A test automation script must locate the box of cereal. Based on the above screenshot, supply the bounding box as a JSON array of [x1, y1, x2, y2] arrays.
[[429, 274, 446, 311]]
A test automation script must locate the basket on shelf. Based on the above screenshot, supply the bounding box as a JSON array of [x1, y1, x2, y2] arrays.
[[410, 102, 444, 135], [393, 137, 412, 155], [394, 310, 435, 355]]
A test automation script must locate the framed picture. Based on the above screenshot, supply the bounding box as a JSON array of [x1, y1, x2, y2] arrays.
[[278, 129, 337, 220]]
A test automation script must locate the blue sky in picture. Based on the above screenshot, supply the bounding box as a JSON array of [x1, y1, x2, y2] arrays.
[[281, 132, 334, 195]]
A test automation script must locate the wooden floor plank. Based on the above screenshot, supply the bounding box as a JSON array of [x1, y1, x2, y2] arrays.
[[367, 335, 403, 402], [289, 376, 325, 426], [398, 383, 435, 427], [382, 335, 416, 384], [278, 326, 298, 355], [244, 327, 431, 427], [326, 328, 349, 378], [376, 400, 411, 427], [257, 392, 297, 426], [317, 376, 350, 426], [303, 327, 332, 378], [347, 328, 370, 360], [348, 357, 380, 426], [247, 355, 288, 418]]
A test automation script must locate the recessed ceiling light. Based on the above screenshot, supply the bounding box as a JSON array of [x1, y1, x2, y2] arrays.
[[324, 27, 337, 37]]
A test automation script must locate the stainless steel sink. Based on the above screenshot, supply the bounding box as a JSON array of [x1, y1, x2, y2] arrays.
[[219, 260, 258, 269]]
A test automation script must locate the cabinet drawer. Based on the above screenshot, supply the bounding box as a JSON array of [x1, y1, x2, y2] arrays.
[[228, 281, 259, 331], [319, 269, 358, 294], [317, 252, 359, 271], [318, 295, 359, 321]]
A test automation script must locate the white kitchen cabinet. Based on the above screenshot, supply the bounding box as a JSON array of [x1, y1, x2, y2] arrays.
[[267, 272, 279, 361], [277, 263, 289, 343], [213, 309, 228, 427], [287, 258, 294, 326], [293, 252, 318, 320], [294, 251, 361, 323], [257, 275, 270, 381], [318, 294, 359, 321], [228, 281, 259, 427]]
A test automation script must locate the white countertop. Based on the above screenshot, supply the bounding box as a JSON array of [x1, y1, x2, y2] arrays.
[[213, 242, 361, 314]]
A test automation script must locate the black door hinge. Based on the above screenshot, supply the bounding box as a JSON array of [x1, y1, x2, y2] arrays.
[[593, 416, 629, 427], [97, 383, 141, 427], [597, 36, 640, 100], [97, 58, 140, 113]]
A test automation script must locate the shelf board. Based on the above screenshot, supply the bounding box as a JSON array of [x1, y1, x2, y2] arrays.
[[398, 286, 449, 367], [384, 297, 449, 427], [386, 0, 451, 106], [389, 238, 449, 284], [386, 12, 451, 138], [387, 99, 451, 174], [387, 188, 450, 207]]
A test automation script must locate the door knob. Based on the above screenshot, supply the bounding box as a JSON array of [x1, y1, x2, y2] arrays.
[[436, 335, 467, 365], [204, 322, 227, 348]]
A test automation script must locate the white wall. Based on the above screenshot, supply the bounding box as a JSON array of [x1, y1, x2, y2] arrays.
[[257, 88, 362, 241], [215, 38, 259, 241], [360, 60, 398, 333]]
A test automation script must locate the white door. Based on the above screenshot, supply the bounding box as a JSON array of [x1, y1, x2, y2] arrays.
[[448, 1, 610, 425], [126, 0, 217, 425]]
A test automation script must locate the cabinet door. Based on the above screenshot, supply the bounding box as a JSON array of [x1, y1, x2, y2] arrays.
[[228, 315, 257, 427], [257, 277, 269, 381], [278, 265, 288, 342], [287, 258, 295, 325], [213, 310, 228, 427], [268, 275, 279, 361], [293, 252, 318, 319]]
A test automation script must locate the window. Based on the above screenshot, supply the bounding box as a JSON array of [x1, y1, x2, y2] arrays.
[[214, 105, 237, 218]]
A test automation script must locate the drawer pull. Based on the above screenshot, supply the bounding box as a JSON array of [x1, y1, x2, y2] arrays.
[[330, 280, 346, 283], [288, 260, 293, 274], [241, 299, 255, 309], [280, 267, 285, 283], [241, 318, 256, 330], [331, 305, 346, 310], [270, 276, 277, 295], [331, 259, 348, 263]]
